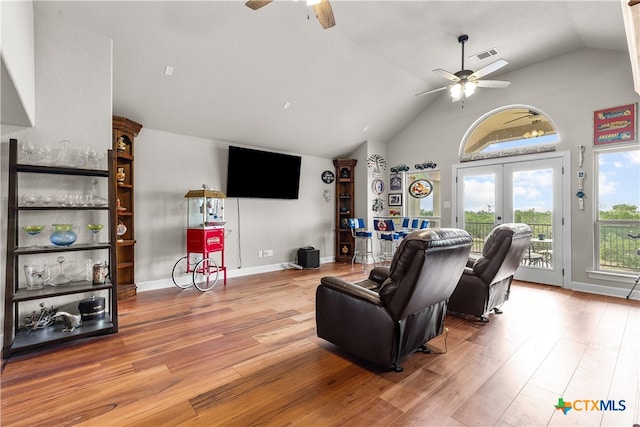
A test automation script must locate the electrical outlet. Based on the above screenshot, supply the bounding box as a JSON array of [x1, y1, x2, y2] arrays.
[[263, 250, 273, 257], [258, 250, 263, 258]]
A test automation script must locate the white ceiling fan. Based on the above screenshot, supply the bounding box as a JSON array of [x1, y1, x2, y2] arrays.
[[416, 34, 510, 101]]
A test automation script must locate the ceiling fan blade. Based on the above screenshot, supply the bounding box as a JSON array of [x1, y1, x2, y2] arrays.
[[504, 115, 529, 124], [245, 0, 273, 10], [313, 0, 336, 29], [476, 80, 511, 88], [415, 86, 448, 97], [433, 68, 459, 82], [469, 59, 508, 80]]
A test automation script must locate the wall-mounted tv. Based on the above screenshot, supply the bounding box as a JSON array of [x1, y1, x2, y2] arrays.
[[226, 145, 302, 199]]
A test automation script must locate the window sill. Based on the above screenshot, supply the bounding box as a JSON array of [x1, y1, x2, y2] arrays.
[[587, 270, 637, 284]]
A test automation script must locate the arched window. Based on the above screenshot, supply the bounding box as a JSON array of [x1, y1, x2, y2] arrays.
[[460, 105, 559, 161]]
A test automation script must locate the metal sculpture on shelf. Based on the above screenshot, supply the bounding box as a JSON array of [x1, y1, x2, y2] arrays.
[[53, 312, 82, 332], [25, 303, 57, 333]]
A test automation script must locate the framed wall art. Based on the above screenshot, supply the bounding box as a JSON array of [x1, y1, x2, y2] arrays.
[[388, 193, 402, 206], [593, 103, 636, 146], [389, 173, 402, 191]]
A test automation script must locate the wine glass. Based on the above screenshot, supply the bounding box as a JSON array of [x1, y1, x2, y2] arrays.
[[87, 224, 104, 244], [22, 225, 45, 247]]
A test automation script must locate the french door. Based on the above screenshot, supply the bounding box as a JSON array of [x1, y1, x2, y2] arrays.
[[454, 156, 567, 286]]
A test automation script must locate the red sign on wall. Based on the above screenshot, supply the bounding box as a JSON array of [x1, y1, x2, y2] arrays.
[[593, 103, 636, 146]]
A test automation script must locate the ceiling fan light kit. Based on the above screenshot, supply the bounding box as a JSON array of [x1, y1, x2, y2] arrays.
[[416, 34, 510, 102]]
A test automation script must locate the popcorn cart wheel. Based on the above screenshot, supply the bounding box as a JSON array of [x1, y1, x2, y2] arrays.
[[172, 255, 220, 291]]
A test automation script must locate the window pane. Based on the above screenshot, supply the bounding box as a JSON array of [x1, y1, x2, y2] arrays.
[[463, 107, 559, 155], [405, 171, 441, 227], [597, 148, 640, 273]]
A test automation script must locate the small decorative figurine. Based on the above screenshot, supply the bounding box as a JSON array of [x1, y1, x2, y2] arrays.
[[116, 167, 126, 183], [53, 312, 82, 332], [116, 136, 127, 152]]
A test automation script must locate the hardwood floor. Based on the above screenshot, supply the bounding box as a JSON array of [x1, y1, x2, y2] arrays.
[[2, 262, 639, 426]]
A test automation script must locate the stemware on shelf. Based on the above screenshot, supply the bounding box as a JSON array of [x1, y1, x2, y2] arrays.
[[22, 225, 45, 247], [87, 224, 104, 244], [21, 194, 37, 206], [18, 141, 34, 163]]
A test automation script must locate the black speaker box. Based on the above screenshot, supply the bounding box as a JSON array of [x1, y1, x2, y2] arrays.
[[298, 247, 320, 269]]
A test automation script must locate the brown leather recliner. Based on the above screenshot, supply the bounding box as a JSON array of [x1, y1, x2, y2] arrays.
[[316, 228, 472, 372], [447, 223, 532, 322]]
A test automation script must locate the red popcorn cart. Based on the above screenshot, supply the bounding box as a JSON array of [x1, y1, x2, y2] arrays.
[[171, 185, 227, 291]]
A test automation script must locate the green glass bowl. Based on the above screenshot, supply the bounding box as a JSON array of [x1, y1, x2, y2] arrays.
[[23, 225, 45, 235]]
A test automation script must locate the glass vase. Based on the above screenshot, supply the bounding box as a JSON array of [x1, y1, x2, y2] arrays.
[[50, 224, 77, 246]]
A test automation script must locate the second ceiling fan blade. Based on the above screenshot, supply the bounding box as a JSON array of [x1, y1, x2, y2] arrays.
[[415, 86, 448, 97], [469, 58, 508, 80], [433, 68, 460, 82], [476, 80, 511, 88], [245, 0, 273, 10], [313, 0, 336, 29]]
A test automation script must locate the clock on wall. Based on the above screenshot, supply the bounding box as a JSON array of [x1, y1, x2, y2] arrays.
[[321, 170, 335, 184]]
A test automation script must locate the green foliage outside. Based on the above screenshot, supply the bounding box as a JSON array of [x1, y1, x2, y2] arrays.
[[464, 205, 640, 272], [599, 204, 640, 272]]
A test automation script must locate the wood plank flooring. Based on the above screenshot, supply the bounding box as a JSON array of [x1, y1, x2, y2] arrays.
[[2, 262, 639, 426]]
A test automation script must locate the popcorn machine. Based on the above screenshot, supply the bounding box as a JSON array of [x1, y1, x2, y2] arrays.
[[171, 185, 227, 291]]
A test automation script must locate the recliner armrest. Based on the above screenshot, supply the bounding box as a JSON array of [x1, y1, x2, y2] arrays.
[[319, 276, 383, 306], [462, 266, 476, 276], [466, 255, 480, 268]]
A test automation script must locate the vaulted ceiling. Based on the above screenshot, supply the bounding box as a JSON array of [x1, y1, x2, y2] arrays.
[[36, 1, 630, 159]]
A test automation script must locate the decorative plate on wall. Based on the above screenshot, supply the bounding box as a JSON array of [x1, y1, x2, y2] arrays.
[[372, 179, 384, 195], [321, 170, 335, 184], [409, 179, 433, 198]]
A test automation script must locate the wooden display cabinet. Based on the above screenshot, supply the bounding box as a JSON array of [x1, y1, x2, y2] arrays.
[[333, 159, 356, 262], [112, 116, 142, 300]]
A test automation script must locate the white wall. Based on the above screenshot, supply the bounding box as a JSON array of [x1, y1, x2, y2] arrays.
[[134, 128, 336, 289], [1, 0, 35, 127], [386, 48, 640, 295]]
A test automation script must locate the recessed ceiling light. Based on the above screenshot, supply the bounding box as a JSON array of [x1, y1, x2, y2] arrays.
[[164, 65, 174, 76], [283, 101, 291, 109], [363, 126, 369, 132]]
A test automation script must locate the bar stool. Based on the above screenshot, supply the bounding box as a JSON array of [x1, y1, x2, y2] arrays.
[[397, 217, 411, 238], [349, 218, 376, 269], [375, 219, 400, 264]]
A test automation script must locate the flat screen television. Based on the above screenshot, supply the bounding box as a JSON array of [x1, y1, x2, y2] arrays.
[[226, 145, 302, 199]]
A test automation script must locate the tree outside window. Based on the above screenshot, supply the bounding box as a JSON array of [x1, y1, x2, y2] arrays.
[[596, 148, 640, 273]]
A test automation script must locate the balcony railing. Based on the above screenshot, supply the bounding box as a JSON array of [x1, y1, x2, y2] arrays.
[[464, 221, 640, 273], [598, 222, 640, 273]]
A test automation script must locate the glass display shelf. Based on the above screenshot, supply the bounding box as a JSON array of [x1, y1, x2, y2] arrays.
[[16, 163, 109, 177], [14, 243, 111, 255], [13, 281, 113, 302]]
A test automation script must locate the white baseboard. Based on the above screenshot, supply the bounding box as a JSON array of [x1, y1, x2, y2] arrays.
[[136, 256, 335, 293], [570, 280, 639, 300]]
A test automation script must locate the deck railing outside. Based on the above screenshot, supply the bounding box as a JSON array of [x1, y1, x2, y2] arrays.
[[464, 221, 640, 273]]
